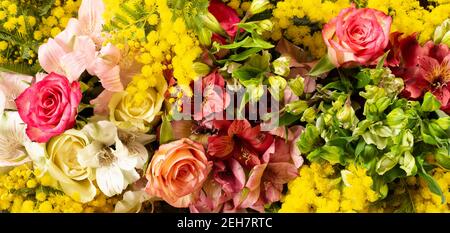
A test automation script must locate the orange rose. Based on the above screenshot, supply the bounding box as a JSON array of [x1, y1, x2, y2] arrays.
[[145, 138, 212, 208]]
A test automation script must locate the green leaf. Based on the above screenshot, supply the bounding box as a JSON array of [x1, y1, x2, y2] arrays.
[[297, 124, 320, 154], [228, 47, 263, 61], [383, 167, 406, 183], [435, 147, 450, 170], [434, 117, 450, 130], [39, 0, 56, 16], [0, 63, 41, 76], [376, 51, 390, 69], [421, 92, 441, 112], [421, 121, 439, 145], [356, 71, 371, 89], [238, 92, 250, 119], [428, 121, 448, 139], [323, 81, 346, 92], [246, 51, 271, 71], [307, 145, 345, 165], [278, 112, 301, 126], [417, 158, 445, 204], [159, 115, 174, 144], [372, 175, 389, 199], [232, 66, 264, 87], [245, 37, 274, 49], [219, 37, 253, 49], [309, 55, 335, 77]]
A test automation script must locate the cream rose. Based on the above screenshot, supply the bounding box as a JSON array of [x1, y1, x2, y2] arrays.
[[109, 82, 166, 132], [45, 129, 96, 203]]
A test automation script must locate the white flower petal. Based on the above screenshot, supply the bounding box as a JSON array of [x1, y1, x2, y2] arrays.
[[114, 190, 150, 213], [77, 141, 102, 168], [121, 168, 140, 188], [82, 121, 117, 146], [126, 142, 148, 169], [0, 112, 32, 168], [113, 137, 139, 171], [96, 164, 124, 197]]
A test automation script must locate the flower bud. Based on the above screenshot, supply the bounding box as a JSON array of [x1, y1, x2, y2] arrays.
[[288, 76, 304, 96], [192, 62, 211, 77], [247, 84, 264, 103], [201, 12, 227, 37], [257, 19, 273, 33], [399, 151, 417, 176], [336, 99, 358, 129], [301, 107, 316, 123], [376, 152, 399, 175], [386, 108, 406, 129], [285, 100, 308, 115], [197, 27, 212, 46], [268, 75, 287, 101], [434, 19, 450, 46], [401, 130, 414, 148], [272, 56, 290, 77], [248, 0, 270, 15]]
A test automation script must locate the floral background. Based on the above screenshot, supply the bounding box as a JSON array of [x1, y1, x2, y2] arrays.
[[0, 0, 450, 213]]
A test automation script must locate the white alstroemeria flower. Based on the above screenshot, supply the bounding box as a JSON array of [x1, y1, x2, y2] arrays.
[[117, 130, 155, 169], [114, 190, 153, 213], [0, 72, 33, 115], [77, 121, 140, 197], [0, 112, 33, 171]]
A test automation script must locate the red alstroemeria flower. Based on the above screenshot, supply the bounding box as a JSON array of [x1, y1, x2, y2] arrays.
[[208, 0, 241, 39], [392, 34, 450, 113], [207, 120, 274, 169]]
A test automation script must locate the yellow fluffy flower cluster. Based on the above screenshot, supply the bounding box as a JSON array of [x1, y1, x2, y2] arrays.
[[279, 162, 381, 213], [0, 164, 118, 213], [0, 0, 80, 65], [272, 0, 450, 59], [104, 0, 202, 101], [271, 0, 349, 59], [405, 168, 450, 213], [35, 0, 81, 40], [367, 0, 450, 43]]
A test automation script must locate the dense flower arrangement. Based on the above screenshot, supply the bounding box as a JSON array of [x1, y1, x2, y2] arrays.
[[1, 0, 450, 213]]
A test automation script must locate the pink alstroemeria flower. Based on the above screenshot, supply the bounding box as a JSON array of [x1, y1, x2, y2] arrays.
[[193, 70, 230, 125], [38, 0, 124, 92]]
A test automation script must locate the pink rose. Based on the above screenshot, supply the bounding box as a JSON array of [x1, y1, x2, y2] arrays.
[[322, 5, 392, 67], [15, 72, 82, 143], [145, 138, 212, 208]]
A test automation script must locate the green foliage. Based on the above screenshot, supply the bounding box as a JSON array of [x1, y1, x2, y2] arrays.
[[0, 62, 41, 75], [298, 66, 450, 201]]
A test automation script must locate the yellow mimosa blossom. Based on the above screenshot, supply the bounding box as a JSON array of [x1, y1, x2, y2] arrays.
[[280, 162, 382, 213], [0, 165, 119, 213]]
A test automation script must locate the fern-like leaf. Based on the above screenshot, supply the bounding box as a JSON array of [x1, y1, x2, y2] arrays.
[[39, 0, 56, 16], [0, 63, 41, 76]]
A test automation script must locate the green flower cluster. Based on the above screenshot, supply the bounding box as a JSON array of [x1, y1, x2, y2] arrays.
[[296, 65, 450, 202]]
